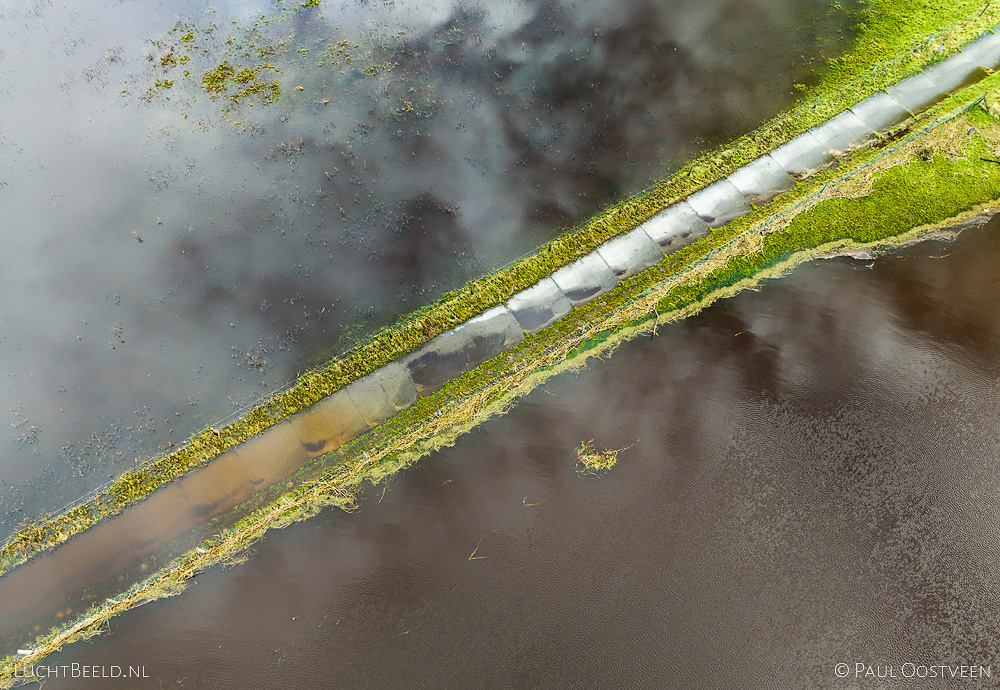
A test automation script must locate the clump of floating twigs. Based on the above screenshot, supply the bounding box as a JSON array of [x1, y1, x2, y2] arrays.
[[574, 439, 628, 475]]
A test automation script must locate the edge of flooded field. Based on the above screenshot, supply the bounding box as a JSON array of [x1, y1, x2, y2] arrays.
[[5, 1, 1000, 582]]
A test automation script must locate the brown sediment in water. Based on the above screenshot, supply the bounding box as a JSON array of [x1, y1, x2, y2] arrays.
[[0, 429, 311, 645], [4, 212, 993, 686]]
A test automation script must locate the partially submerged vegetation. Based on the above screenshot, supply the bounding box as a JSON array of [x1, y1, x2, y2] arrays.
[[138, 0, 1000, 128], [5, 0, 1000, 583], [141, 15, 285, 110], [575, 440, 626, 475], [199, 61, 281, 104]]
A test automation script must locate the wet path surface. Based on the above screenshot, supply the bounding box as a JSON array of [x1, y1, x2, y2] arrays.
[[31, 218, 1000, 688], [0, 0, 860, 531]]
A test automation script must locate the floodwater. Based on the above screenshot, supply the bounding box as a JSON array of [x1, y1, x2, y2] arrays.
[[29, 217, 1000, 688], [0, 0, 860, 531], [0, 420, 311, 648]]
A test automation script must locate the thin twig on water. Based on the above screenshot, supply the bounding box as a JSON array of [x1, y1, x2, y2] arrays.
[[468, 534, 488, 560]]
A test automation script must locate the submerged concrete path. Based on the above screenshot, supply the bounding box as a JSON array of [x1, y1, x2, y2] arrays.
[[281, 27, 1000, 460], [78, 25, 1000, 491]]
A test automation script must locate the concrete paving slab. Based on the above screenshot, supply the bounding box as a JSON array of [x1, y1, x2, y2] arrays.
[[686, 178, 753, 228], [887, 71, 944, 113], [123, 482, 199, 558], [726, 155, 794, 205], [551, 252, 618, 305], [770, 130, 834, 178], [595, 227, 663, 280], [850, 91, 909, 133], [402, 305, 525, 396], [640, 201, 710, 253], [373, 360, 419, 411], [344, 372, 397, 428], [810, 109, 876, 155], [960, 29, 1000, 69], [506, 277, 573, 334], [922, 52, 986, 94], [288, 390, 369, 458], [237, 420, 311, 483], [178, 448, 255, 519]]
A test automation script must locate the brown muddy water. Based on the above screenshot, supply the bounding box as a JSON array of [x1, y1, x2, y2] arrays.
[[0, 0, 859, 532], [27, 218, 1000, 689]]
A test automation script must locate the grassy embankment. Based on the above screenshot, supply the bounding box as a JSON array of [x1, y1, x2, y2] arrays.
[[2, 0, 1000, 579], [5, 57, 1000, 686]]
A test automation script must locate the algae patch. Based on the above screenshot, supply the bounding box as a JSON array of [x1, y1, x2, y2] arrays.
[[201, 60, 281, 105], [139, 16, 288, 116]]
